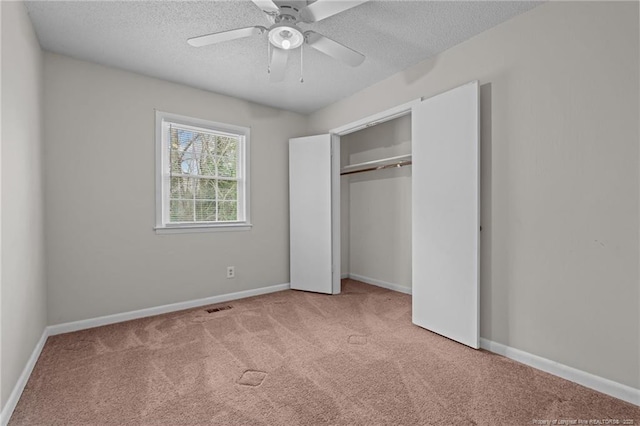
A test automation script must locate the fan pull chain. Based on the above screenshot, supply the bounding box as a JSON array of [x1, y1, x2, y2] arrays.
[[267, 42, 271, 75], [300, 44, 304, 83]]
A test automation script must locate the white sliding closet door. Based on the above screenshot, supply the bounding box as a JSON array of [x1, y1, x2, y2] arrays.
[[412, 81, 480, 349], [289, 135, 334, 294]]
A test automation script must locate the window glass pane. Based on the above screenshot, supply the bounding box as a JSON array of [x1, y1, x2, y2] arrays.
[[196, 178, 217, 200], [171, 128, 198, 175], [173, 128, 196, 150], [184, 155, 199, 175], [170, 149, 185, 175], [217, 179, 237, 201], [170, 199, 194, 222], [170, 177, 195, 199], [218, 201, 237, 221], [199, 135, 217, 176], [171, 152, 198, 175], [161, 114, 247, 228], [216, 136, 237, 178], [190, 136, 201, 176], [195, 200, 217, 222]]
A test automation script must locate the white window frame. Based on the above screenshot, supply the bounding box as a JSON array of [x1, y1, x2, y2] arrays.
[[154, 110, 251, 234]]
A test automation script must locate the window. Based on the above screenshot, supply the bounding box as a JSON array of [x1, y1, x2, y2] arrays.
[[155, 111, 250, 233]]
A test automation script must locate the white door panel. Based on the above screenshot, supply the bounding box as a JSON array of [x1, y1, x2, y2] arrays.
[[289, 135, 333, 294], [412, 81, 480, 348]]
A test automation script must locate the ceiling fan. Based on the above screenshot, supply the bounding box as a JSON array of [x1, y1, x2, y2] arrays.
[[187, 0, 369, 82]]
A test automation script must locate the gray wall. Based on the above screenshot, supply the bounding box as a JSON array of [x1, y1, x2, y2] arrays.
[[309, 1, 640, 389], [341, 116, 412, 291], [1, 2, 47, 410], [43, 53, 309, 325]]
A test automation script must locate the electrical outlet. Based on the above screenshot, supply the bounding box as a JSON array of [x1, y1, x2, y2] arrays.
[[226, 266, 235, 279]]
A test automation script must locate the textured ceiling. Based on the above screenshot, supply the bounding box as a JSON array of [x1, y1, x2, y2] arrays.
[[25, 0, 541, 114]]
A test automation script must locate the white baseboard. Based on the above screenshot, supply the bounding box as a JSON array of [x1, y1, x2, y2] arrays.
[[347, 273, 412, 295], [0, 330, 49, 426], [48, 283, 290, 336], [340, 273, 349, 279], [480, 338, 639, 406]]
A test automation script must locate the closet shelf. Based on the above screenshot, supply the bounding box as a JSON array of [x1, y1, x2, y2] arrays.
[[340, 154, 412, 176]]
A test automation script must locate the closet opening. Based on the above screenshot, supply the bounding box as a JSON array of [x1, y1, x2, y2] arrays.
[[292, 82, 479, 348], [336, 114, 413, 296]]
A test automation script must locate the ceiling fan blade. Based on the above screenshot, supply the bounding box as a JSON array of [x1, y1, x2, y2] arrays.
[[187, 26, 265, 47], [251, 0, 279, 13], [305, 31, 365, 67], [270, 47, 289, 82], [301, 0, 369, 22]]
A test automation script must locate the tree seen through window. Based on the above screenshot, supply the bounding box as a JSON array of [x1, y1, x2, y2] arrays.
[[168, 126, 239, 223]]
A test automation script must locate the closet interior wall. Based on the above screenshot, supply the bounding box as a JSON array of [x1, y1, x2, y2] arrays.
[[340, 115, 412, 292]]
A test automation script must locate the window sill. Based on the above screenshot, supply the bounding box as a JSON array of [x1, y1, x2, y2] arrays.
[[154, 223, 252, 234]]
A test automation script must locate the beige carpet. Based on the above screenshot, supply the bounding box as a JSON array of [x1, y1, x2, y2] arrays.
[[10, 280, 639, 425]]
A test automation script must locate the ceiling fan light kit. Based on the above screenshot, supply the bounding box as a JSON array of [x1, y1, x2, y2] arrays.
[[268, 23, 304, 50], [187, 0, 368, 82]]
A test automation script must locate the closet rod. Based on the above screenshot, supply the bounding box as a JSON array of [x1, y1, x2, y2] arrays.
[[340, 160, 412, 176]]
